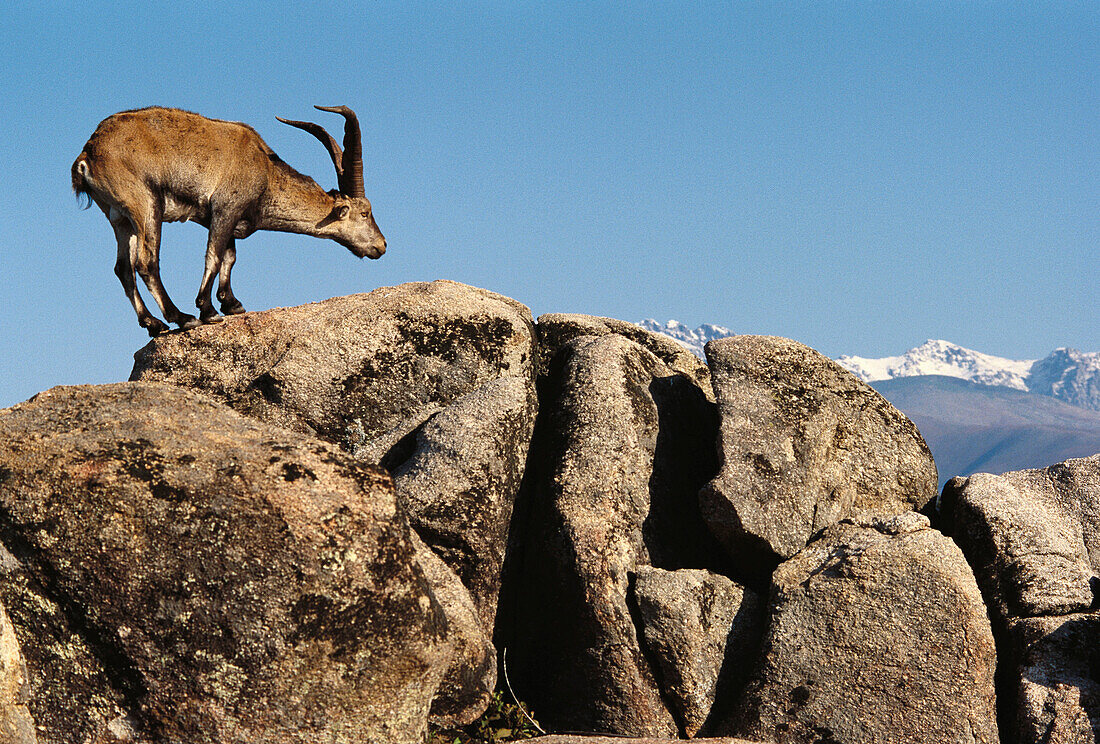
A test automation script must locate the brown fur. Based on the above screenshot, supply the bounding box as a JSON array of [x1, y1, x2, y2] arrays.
[[73, 106, 386, 336]]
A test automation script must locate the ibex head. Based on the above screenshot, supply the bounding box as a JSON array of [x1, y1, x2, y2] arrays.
[[277, 105, 386, 259]]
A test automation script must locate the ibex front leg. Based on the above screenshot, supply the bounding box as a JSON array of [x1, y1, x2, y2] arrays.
[[196, 211, 243, 323], [216, 237, 246, 315]]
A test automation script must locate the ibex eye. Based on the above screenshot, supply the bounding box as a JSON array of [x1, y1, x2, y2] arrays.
[[361, 212, 369, 218]]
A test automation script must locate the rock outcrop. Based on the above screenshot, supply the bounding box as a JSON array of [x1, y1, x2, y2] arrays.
[[528, 737, 762, 744], [509, 331, 726, 737], [411, 532, 497, 727], [942, 457, 1100, 743], [633, 567, 762, 738], [1011, 613, 1100, 744], [129, 281, 540, 729], [700, 335, 939, 586], [0, 383, 451, 744], [0, 539, 145, 744], [940, 458, 1100, 620], [130, 280, 537, 458], [730, 513, 1000, 744], [9, 281, 1091, 743], [393, 376, 538, 631], [536, 314, 712, 395]]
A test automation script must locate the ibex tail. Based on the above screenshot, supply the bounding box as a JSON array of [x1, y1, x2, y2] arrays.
[[71, 154, 92, 209]]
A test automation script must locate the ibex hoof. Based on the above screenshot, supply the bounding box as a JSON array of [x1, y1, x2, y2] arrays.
[[200, 313, 224, 325], [221, 301, 246, 315], [143, 318, 170, 337], [177, 315, 201, 331]]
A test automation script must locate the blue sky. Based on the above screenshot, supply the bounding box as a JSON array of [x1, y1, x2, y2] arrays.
[[1, 2, 1096, 407]]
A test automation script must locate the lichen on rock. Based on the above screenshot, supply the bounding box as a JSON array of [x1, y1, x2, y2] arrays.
[[0, 382, 452, 744]]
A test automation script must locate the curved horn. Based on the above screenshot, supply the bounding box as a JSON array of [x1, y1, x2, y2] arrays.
[[276, 115, 345, 186], [314, 105, 364, 198]]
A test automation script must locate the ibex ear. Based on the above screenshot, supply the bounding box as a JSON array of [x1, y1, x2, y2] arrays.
[[333, 204, 350, 220]]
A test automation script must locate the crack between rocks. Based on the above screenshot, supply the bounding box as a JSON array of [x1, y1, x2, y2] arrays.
[[624, 570, 686, 738]]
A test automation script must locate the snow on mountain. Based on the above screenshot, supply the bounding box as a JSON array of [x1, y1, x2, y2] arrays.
[[643, 326, 1037, 391], [836, 340, 1035, 391], [1026, 348, 1100, 411], [638, 321, 1100, 413], [837, 340, 1100, 412], [637, 319, 735, 358]]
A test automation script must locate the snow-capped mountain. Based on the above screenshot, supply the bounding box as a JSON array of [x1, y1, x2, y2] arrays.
[[838, 340, 1100, 412], [637, 319, 735, 359], [1025, 348, 1100, 411], [836, 340, 1035, 391], [639, 324, 1100, 414]]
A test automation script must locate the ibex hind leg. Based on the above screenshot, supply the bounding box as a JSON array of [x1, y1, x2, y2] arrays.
[[111, 218, 169, 336], [132, 209, 199, 331]]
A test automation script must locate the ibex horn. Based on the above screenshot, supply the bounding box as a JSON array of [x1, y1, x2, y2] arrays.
[[276, 116, 344, 185], [276, 105, 365, 198], [315, 105, 364, 199]]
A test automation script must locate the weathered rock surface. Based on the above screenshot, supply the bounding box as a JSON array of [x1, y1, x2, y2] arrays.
[[0, 601, 35, 744], [129, 282, 538, 723], [510, 333, 725, 737], [393, 376, 538, 630], [129, 282, 539, 728], [0, 383, 452, 744], [1011, 613, 1100, 744], [730, 512, 1000, 744], [700, 335, 938, 585], [19, 283, 1091, 741], [633, 567, 763, 738], [940, 456, 1100, 742], [940, 457, 1100, 620], [412, 532, 496, 727], [130, 280, 537, 457], [0, 542, 149, 744], [536, 313, 712, 395]]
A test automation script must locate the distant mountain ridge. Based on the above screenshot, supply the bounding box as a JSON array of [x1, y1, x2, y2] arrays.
[[870, 375, 1100, 486], [838, 339, 1100, 412], [639, 323, 1100, 413], [637, 319, 734, 359]]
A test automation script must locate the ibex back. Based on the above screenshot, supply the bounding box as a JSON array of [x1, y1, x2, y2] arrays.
[[72, 105, 386, 336]]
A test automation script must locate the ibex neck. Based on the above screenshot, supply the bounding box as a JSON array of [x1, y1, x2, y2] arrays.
[[259, 168, 337, 236]]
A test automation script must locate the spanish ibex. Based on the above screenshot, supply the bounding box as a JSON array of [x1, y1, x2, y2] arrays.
[[72, 105, 386, 336]]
